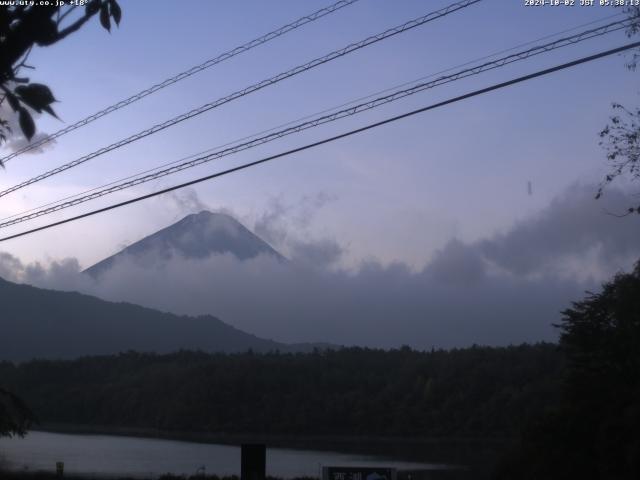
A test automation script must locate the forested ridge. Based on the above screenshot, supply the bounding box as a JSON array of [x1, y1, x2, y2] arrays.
[[0, 344, 562, 438]]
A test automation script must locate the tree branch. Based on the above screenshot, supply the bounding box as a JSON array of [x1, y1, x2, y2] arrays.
[[57, 5, 78, 26], [50, 7, 98, 44]]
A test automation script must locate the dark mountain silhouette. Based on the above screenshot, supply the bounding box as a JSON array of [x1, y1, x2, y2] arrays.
[[0, 277, 325, 362], [84, 211, 285, 278]]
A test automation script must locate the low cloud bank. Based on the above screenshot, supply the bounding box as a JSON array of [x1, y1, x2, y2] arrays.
[[1, 184, 638, 349]]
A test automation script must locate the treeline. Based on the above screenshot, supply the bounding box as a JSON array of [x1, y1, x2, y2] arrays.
[[0, 344, 563, 438]]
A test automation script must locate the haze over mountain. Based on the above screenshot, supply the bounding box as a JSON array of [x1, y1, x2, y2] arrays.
[[84, 211, 285, 278], [0, 276, 326, 362], [2, 185, 639, 350], [0, 211, 337, 362]]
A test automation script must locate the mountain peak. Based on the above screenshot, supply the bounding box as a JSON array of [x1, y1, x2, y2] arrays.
[[171, 210, 242, 234], [187, 210, 229, 221], [84, 211, 284, 278]]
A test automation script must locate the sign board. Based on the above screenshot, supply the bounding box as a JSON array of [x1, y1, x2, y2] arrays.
[[322, 466, 397, 480]]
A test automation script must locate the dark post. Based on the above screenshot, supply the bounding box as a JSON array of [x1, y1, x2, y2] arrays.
[[241, 444, 266, 480]]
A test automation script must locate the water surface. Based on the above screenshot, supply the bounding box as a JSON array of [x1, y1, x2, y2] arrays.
[[0, 431, 446, 478]]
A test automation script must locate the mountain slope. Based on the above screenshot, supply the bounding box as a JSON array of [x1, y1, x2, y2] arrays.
[[84, 211, 284, 278], [0, 277, 293, 362]]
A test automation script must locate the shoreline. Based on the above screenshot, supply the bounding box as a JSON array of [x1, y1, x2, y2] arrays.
[[31, 424, 513, 466]]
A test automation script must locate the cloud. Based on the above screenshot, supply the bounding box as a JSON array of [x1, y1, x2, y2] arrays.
[[478, 184, 640, 280], [288, 237, 344, 268], [253, 193, 343, 267], [41, 250, 585, 348], [0, 253, 82, 290], [165, 188, 211, 216], [1, 184, 639, 350], [0, 249, 592, 349], [427, 239, 486, 285], [0, 252, 23, 281], [254, 192, 335, 237], [0, 103, 56, 155]]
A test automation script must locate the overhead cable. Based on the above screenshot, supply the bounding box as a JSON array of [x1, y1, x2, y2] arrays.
[[0, 17, 629, 230], [1, 40, 637, 242], [0, 0, 362, 164], [0, 0, 482, 198]]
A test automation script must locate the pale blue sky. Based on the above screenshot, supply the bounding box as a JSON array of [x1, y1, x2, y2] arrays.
[[0, 0, 638, 269]]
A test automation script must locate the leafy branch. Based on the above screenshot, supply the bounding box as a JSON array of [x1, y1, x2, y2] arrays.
[[0, 0, 121, 155]]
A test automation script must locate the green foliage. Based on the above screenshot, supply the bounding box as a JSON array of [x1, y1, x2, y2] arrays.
[[598, 102, 640, 215], [623, 6, 640, 71], [0, 1, 121, 149], [597, 6, 640, 212], [0, 344, 563, 438], [0, 0, 122, 440], [497, 262, 640, 479]]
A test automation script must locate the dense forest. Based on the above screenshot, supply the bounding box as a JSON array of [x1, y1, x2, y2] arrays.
[[0, 344, 563, 438]]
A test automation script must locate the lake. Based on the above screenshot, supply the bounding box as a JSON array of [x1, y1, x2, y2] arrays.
[[0, 431, 450, 478]]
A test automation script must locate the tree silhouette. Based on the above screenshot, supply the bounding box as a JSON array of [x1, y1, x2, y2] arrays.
[[0, 388, 32, 437], [0, 0, 121, 438], [598, 99, 640, 216], [597, 6, 640, 214], [499, 262, 640, 479], [555, 261, 640, 478], [0, 0, 121, 160]]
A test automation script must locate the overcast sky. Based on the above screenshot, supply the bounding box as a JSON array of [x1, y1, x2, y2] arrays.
[[1, 0, 639, 347]]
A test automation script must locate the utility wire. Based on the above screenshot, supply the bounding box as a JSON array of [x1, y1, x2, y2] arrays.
[[1, 12, 624, 225], [0, 17, 630, 229], [0, 0, 482, 199], [0, 0, 361, 164], [1, 40, 638, 243], [0, 10, 622, 144]]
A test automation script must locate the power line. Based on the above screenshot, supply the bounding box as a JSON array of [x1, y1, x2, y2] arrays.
[[1, 40, 637, 243], [0, 0, 361, 164], [2, 10, 619, 198], [0, 17, 630, 230], [1, 13, 624, 226], [9, 8, 618, 225], [0, 0, 482, 199]]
